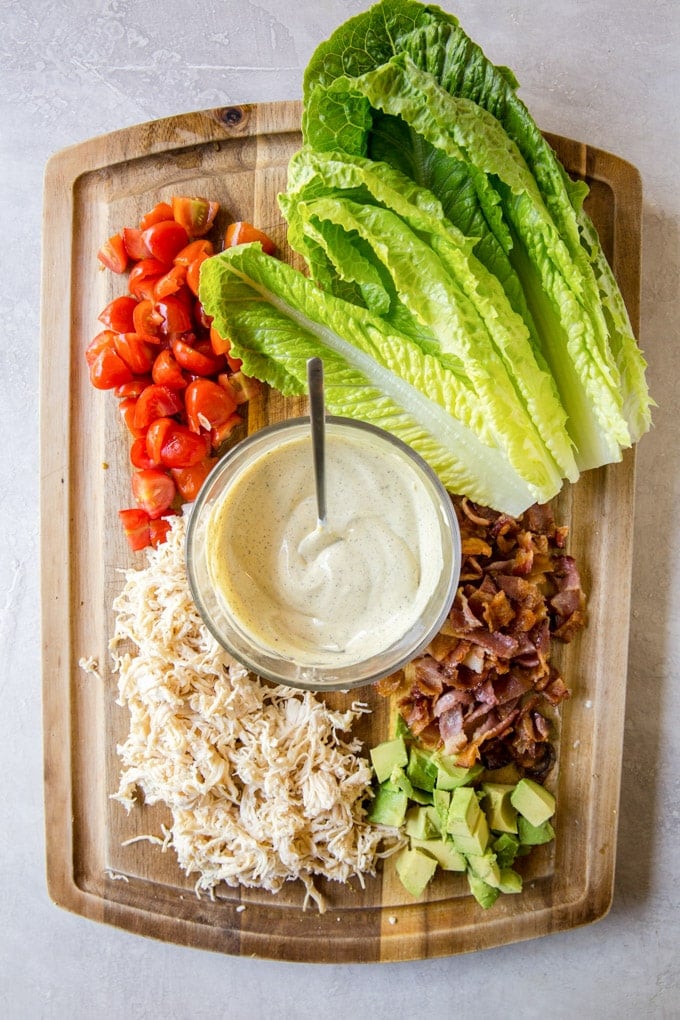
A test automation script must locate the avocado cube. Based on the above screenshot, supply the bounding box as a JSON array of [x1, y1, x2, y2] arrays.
[[411, 838, 466, 872], [447, 786, 482, 831], [510, 778, 556, 827], [466, 850, 501, 889], [481, 782, 519, 834], [466, 869, 500, 909], [518, 816, 555, 846], [405, 805, 440, 841], [432, 787, 451, 831], [406, 746, 438, 792], [435, 757, 484, 791], [497, 867, 523, 894], [449, 811, 490, 856], [370, 737, 408, 784], [367, 783, 408, 827], [492, 832, 521, 868], [389, 766, 414, 798], [394, 714, 413, 740], [395, 847, 438, 897]]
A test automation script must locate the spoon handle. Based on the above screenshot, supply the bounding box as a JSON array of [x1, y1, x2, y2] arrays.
[[307, 357, 327, 527]]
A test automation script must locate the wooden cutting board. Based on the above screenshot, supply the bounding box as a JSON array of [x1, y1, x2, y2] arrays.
[[40, 100, 641, 962]]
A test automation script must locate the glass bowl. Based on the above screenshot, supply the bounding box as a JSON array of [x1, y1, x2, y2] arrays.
[[186, 416, 461, 691]]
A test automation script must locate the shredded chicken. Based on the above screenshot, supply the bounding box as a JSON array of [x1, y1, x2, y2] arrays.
[[107, 514, 385, 911], [376, 497, 586, 776]]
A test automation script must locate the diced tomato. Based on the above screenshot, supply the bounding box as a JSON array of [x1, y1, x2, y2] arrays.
[[153, 264, 187, 300], [113, 332, 157, 375], [132, 298, 162, 337], [225, 220, 276, 256], [139, 201, 174, 231], [128, 258, 166, 301], [118, 508, 151, 551], [121, 227, 150, 261], [98, 295, 137, 333], [220, 370, 261, 405], [185, 378, 238, 433], [132, 468, 176, 519], [174, 239, 214, 266], [156, 294, 193, 333], [159, 423, 211, 468], [118, 396, 145, 438], [130, 436, 157, 469], [133, 384, 184, 431], [89, 347, 134, 390], [85, 330, 116, 367], [185, 255, 209, 296], [209, 324, 231, 357], [97, 233, 128, 274], [114, 376, 152, 399], [211, 413, 242, 448], [149, 516, 173, 548], [152, 349, 188, 390], [142, 220, 189, 265], [171, 337, 225, 376], [194, 299, 211, 330], [145, 416, 175, 465], [172, 196, 220, 238], [171, 457, 216, 502]]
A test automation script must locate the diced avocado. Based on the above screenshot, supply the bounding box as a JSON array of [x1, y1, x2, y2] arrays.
[[404, 805, 440, 841], [449, 811, 490, 856], [395, 846, 438, 897], [466, 869, 500, 909], [411, 838, 466, 872], [492, 832, 521, 868], [409, 786, 433, 806], [370, 737, 408, 784], [518, 816, 556, 846], [466, 851, 501, 889], [435, 757, 484, 791], [432, 787, 451, 831], [367, 783, 408, 827], [394, 714, 413, 740], [481, 782, 519, 834], [497, 868, 523, 894], [510, 778, 556, 827], [389, 766, 414, 798], [406, 746, 439, 792], [447, 785, 482, 832]]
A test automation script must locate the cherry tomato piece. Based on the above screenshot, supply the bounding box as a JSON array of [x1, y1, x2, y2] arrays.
[[172, 338, 224, 377], [225, 221, 276, 256], [160, 423, 211, 468], [145, 416, 175, 465], [184, 378, 238, 433], [114, 333, 157, 375], [156, 294, 193, 333], [98, 295, 137, 333], [85, 330, 116, 367], [139, 201, 174, 231], [174, 239, 214, 267], [209, 324, 231, 356], [170, 457, 216, 502], [211, 413, 242, 449], [118, 508, 151, 551], [152, 349, 188, 390], [142, 220, 189, 265], [132, 468, 176, 519], [118, 397, 145, 438], [194, 299, 212, 330], [121, 227, 150, 261], [128, 258, 166, 301], [220, 370, 261, 405], [153, 264, 187, 300], [114, 376, 152, 399], [97, 233, 128, 274], [132, 298, 162, 337], [149, 516, 173, 548], [185, 255, 209, 296], [130, 436, 157, 470], [89, 347, 134, 390], [172, 196, 220, 238], [133, 384, 184, 431]]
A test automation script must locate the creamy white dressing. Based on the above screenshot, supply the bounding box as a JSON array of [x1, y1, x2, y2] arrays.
[[205, 429, 445, 667]]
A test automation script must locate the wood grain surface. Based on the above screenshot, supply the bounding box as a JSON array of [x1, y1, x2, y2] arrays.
[[40, 101, 641, 962]]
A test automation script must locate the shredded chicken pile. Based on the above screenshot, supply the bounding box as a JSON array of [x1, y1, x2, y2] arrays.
[[376, 498, 586, 777], [109, 514, 384, 911]]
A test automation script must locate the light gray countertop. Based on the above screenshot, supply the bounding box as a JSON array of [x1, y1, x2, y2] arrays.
[[2, 1, 678, 1016]]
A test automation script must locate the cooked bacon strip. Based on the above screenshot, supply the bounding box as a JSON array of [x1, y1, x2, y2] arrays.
[[377, 497, 586, 775]]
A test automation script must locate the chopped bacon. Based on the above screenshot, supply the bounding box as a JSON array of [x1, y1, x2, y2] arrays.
[[376, 497, 586, 777]]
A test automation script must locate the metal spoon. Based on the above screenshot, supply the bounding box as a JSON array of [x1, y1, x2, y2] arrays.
[[307, 356, 327, 528]]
